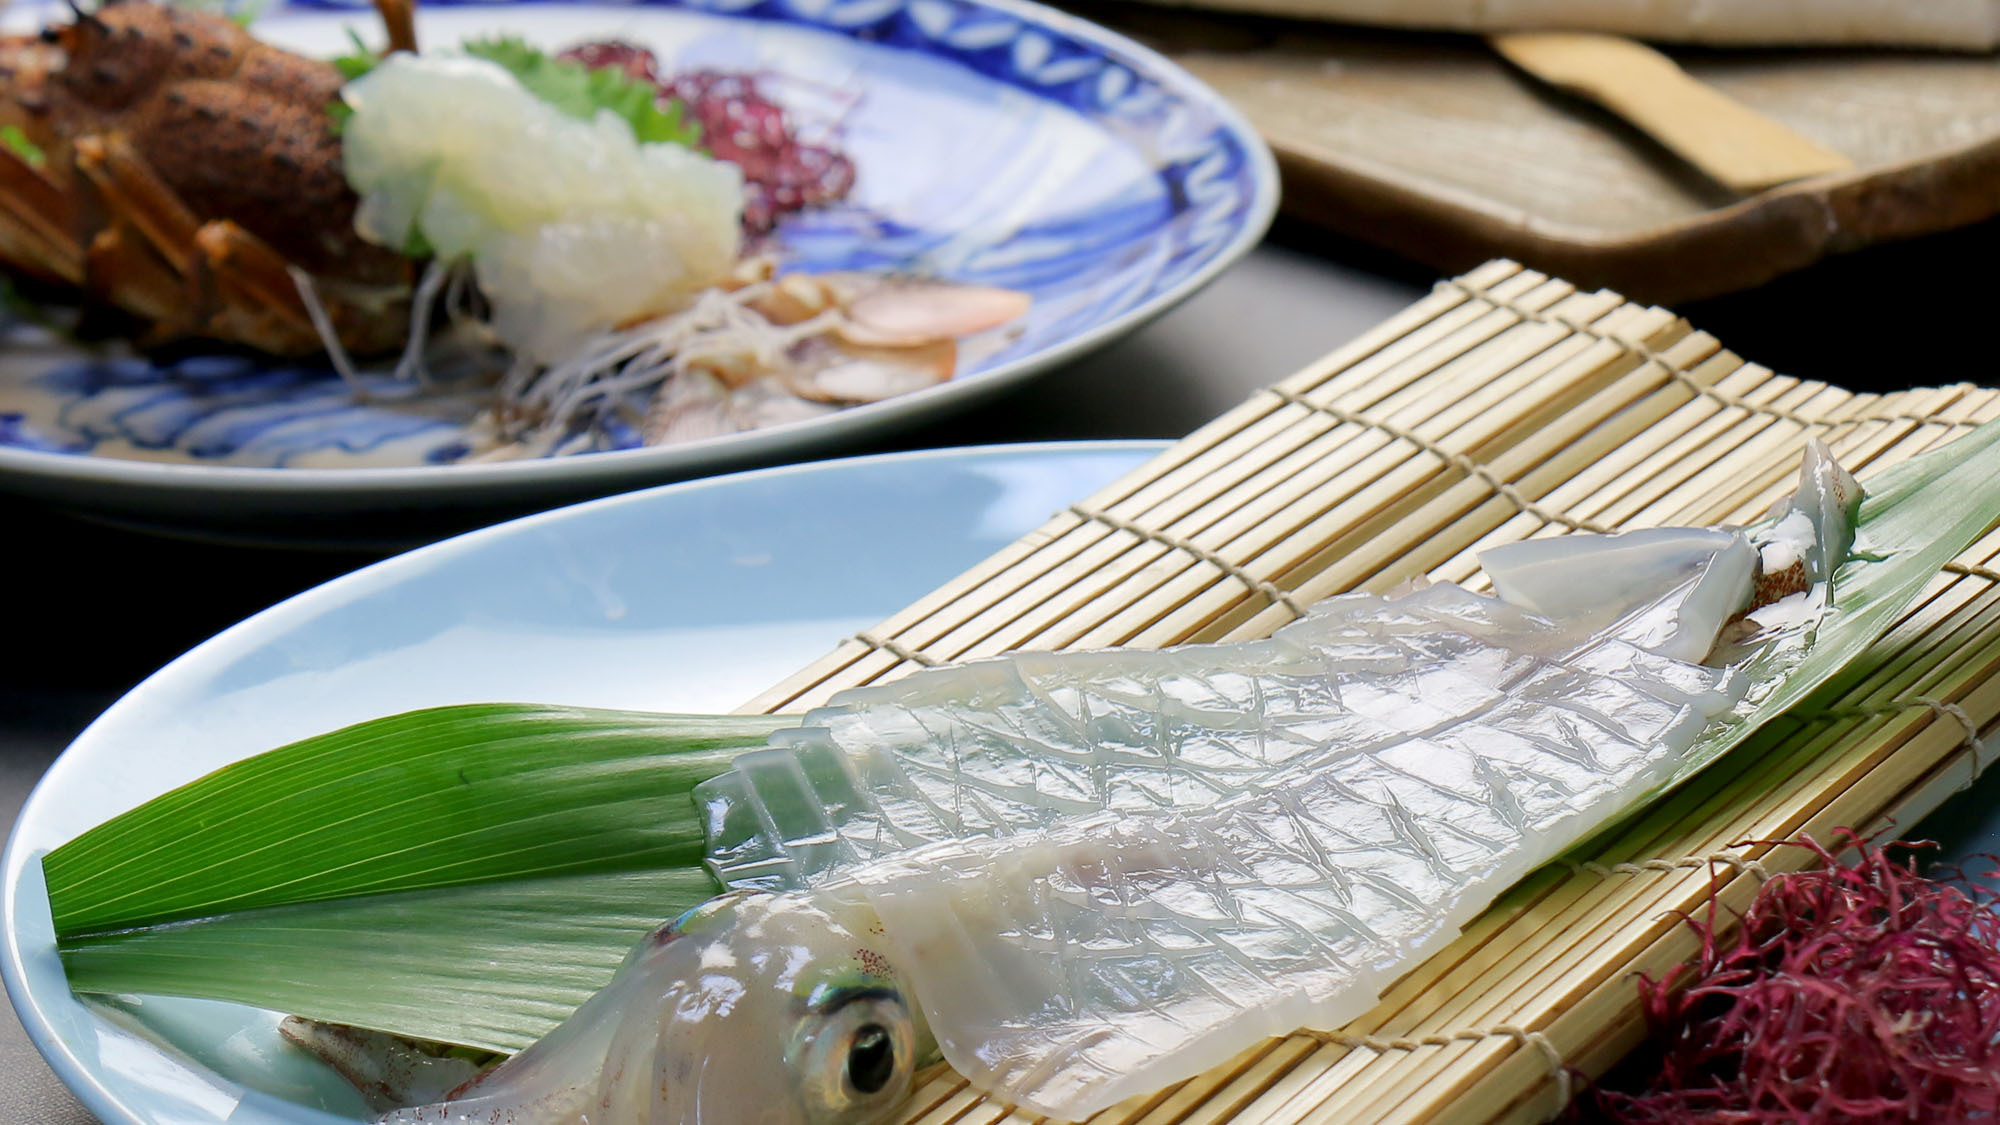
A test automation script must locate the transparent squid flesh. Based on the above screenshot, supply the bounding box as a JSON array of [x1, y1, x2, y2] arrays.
[[839, 613, 1746, 1118], [1758, 436, 1863, 585], [382, 892, 926, 1125], [1478, 527, 1757, 663], [698, 552, 1749, 894], [422, 459, 1873, 1124]]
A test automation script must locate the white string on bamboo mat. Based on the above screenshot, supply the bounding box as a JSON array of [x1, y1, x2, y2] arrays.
[[1825, 694, 1989, 790], [1439, 277, 1977, 431], [1067, 503, 1313, 618], [847, 558, 2000, 674], [850, 630, 942, 667], [1295, 1024, 1573, 1106], [1946, 560, 2000, 586], [1263, 386, 1616, 536], [1565, 850, 1774, 883]]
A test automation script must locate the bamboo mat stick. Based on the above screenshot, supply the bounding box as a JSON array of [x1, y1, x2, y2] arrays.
[[1077, 299, 1701, 649], [940, 279, 1612, 658], [1080, 299, 1663, 649], [731, 261, 2000, 1125], [1266, 319, 1735, 597], [1428, 366, 1821, 588]]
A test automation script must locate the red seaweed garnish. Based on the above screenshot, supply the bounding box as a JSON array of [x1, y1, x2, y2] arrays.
[[1580, 831, 2000, 1124], [560, 40, 663, 84], [560, 41, 858, 236]]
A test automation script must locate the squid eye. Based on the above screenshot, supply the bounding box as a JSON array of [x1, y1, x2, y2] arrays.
[[796, 988, 916, 1123], [846, 1023, 895, 1094]]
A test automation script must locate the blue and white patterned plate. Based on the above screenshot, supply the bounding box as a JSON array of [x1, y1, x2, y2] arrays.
[[0, 0, 1274, 536]]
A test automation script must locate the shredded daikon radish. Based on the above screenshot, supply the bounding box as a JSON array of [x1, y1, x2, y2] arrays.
[[340, 54, 743, 365]]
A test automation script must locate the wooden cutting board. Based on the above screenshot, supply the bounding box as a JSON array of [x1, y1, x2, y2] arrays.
[[1077, 2, 2000, 303]]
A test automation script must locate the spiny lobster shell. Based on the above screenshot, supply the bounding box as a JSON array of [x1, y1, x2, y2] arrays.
[[0, 0, 412, 355]]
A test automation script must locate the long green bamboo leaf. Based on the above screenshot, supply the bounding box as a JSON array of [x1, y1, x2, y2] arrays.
[[1629, 421, 2000, 810], [47, 705, 787, 934], [61, 871, 718, 1052], [45, 705, 791, 1046]]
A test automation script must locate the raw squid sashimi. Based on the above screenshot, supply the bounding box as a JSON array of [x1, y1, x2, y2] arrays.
[[394, 518, 1764, 1125], [699, 529, 1747, 892], [847, 588, 1742, 1114], [396, 437, 2000, 1125]]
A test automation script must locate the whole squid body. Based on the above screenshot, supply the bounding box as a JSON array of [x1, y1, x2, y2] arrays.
[[387, 436, 1989, 1124]]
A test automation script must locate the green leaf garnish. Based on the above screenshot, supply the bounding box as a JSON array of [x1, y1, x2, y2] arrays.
[[462, 36, 702, 148], [332, 27, 383, 81], [45, 704, 793, 1050], [324, 28, 378, 137], [1, 124, 45, 168], [166, 0, 268, 26], [325, 35, 700, 150], [1566, 419, 2000, 855]]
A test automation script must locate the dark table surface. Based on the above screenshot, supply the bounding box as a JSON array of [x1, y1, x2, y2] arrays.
[[9, 218, 2000, 1124]]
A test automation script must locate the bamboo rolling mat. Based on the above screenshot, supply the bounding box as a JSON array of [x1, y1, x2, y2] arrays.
[[740, 259, 2000, 1125]]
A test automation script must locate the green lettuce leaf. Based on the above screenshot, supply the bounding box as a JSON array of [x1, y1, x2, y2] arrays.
[[331, 28, 382, 81], [462, 36, 701, 148], [1, 124, 45, 168]]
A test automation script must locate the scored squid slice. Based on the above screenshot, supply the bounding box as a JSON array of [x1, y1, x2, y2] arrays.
[[397, 510, 1780, 1125]]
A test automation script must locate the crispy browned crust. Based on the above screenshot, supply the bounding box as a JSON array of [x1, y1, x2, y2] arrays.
[[0, 143, 83, 283], [1, 0, 412, 353]]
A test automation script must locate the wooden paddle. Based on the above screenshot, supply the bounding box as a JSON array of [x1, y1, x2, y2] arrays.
[[1490, 31, 1855, 193]]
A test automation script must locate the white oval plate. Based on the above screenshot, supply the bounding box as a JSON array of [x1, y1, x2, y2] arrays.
[[0, 439, 1164, 1124], [0, 0, 1271, 541]]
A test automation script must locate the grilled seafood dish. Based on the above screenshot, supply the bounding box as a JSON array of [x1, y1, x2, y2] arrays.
[[0, 0, 1031, 457]]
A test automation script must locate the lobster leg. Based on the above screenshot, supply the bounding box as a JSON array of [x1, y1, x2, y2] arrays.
[[72, 132, 337, 355], [72, 134, 202, 279], [0, 144, 85, 285], [83, 222, 189, 338], [195, 221, 325, 355], [71, 132, 229, 344], [4, 127, 409, 356], [374, 0, 420, 55], [0, 134, 209, 338]]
